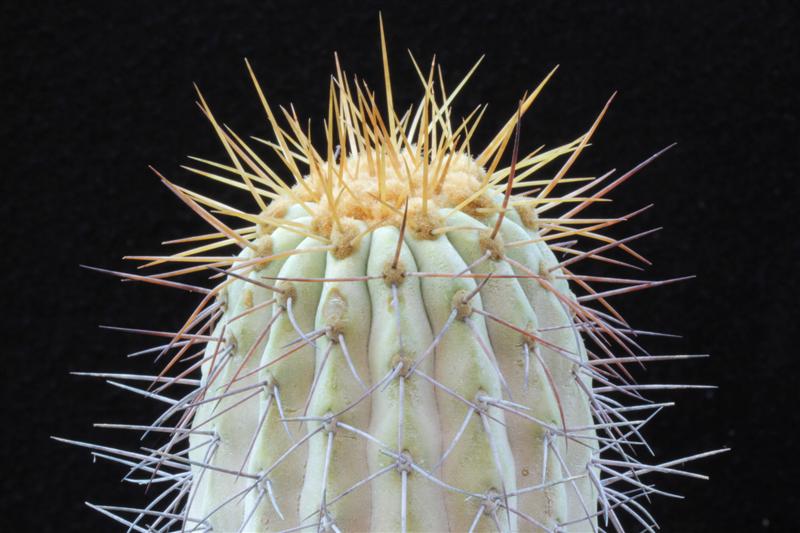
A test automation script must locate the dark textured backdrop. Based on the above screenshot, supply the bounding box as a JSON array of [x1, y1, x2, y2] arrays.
[[2, 1, 797, 531]]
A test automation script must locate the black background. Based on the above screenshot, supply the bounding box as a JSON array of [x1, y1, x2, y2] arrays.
[[3, 1, 798, 531]]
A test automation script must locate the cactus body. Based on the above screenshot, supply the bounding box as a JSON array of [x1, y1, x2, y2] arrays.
[[63, 27, 725, 533], [185, 194, 595, 532]]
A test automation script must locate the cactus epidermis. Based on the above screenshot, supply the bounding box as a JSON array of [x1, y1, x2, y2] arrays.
[[61, 26, 726, 533]]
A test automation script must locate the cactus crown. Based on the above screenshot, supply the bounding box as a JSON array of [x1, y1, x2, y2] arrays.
[[203, 50, 578, 248]]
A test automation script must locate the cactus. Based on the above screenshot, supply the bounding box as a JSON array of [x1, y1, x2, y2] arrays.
[[59, 24, 725, 533]]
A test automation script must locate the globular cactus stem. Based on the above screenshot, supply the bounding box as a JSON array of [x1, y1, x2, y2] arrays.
[[60, 23, 726, 533]]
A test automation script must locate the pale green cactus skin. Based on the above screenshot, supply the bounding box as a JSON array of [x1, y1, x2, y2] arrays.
[[187, 202, 597, 532]]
